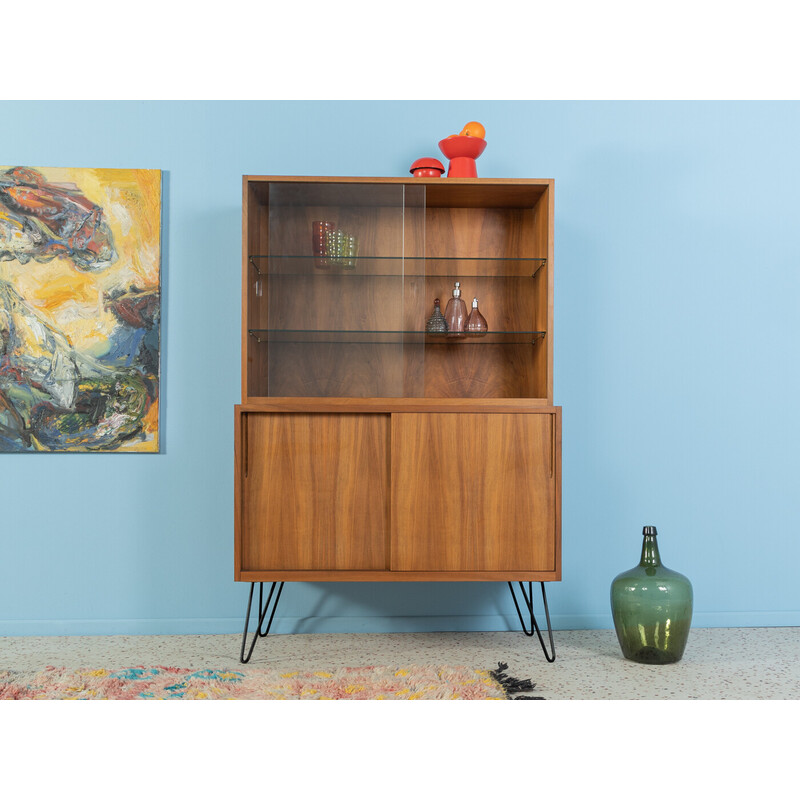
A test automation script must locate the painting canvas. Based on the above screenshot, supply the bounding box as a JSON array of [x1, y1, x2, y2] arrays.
[[0, 166, 161, 452]]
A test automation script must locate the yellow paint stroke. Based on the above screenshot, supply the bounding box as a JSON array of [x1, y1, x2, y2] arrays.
[[27, 271, 97, 312]]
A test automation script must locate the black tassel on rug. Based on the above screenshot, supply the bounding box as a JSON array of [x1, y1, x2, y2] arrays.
[[489, 662, 545, 700]]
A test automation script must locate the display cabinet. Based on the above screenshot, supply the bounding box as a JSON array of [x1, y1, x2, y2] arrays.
[[235, 176, 561, 662]]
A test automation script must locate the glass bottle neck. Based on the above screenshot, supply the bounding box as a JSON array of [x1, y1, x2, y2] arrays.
[[639, 534, 662, 567]]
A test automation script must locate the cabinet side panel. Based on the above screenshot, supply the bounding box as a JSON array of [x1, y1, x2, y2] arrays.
[[234, 406, 243, 580], [391, 412, 556, 572], [554, 406, 562, 579], [242, 413, 389, 571], [531, 185, 554, 402]]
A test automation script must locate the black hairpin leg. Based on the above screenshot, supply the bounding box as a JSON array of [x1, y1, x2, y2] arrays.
[[240, 581, 285, 664], [508, 581, 556, 662]]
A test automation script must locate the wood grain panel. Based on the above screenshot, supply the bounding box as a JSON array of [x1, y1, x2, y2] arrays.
[[267, 275, 405, 331], [391, 413, 556, 571], [242, 413, 389, 570], [425, 207, 537, 259], [266, 342, 407, 397], [423, 343, 539, 398]]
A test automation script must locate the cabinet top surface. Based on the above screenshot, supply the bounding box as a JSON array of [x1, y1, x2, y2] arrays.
[[243, 175, 553, 184], [244, 176, 553, 208]]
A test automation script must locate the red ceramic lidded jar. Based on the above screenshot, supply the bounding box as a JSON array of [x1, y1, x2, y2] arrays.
[[410, 158, 445, 178]]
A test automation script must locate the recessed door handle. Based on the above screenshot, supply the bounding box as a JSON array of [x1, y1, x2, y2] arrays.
[[242, 414, 249, 479]]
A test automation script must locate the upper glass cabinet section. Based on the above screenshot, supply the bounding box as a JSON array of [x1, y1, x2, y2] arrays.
[[244, 178, 553, 401]]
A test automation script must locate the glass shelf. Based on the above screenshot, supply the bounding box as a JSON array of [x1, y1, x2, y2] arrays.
[[249, 330, 546, 345], [249, 255, 546, 278]]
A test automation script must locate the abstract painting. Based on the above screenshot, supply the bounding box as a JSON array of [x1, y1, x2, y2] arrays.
[[0, 166, 161, 452]]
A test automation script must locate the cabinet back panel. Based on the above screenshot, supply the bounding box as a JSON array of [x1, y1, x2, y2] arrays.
[[423, 344, 538, 398], [266, 275, 405, 331], [425, 207, 538, 259], [266, 343, 412, 397]]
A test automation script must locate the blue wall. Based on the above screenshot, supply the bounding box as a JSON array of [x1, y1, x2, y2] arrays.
[[2, 101, 798, 636]]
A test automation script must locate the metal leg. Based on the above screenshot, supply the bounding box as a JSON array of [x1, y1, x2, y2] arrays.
[[240, 581, 285, 664], [507, 581, 556, 662]]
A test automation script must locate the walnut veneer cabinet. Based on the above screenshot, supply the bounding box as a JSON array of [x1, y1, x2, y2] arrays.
[[235, 176, 561, 662]]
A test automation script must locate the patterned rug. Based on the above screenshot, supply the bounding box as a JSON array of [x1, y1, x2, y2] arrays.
[[0, 662, 542, 700]]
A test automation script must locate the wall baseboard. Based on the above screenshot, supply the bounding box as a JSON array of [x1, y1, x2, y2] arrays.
[[2, 610, 799, 637]]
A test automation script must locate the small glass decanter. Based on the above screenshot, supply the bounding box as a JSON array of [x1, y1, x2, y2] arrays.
[[425, 298, 448, 334], [465, 297, 488, 335], [610, 525, 693, 664], [444, 281, 467, 337]]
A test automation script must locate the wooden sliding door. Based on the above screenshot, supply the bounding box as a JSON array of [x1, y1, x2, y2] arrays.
[[391, 412, 558, 572], [241, 412, 389, 571]]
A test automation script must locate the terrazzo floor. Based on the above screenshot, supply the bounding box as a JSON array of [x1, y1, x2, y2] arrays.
[[3, 626, 799, 699]]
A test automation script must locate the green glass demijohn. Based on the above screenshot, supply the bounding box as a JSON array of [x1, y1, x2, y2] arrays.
[[610, 526, 693, 664]]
